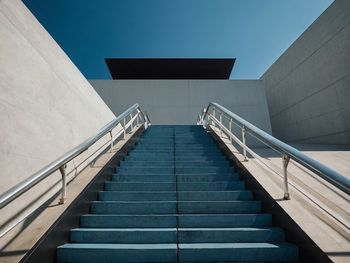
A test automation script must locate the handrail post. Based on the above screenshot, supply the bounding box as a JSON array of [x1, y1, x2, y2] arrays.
[[211, 108, 215, 126], [202, 107, 206, 125], [59, 164, 67, 204], [229, 118, 232, 143], [123, 117, 126, 139], [136, 110, 140, 126], [242, 126, 248, 161], [144, 111, 149, 129], [130, 113, 133, 131], [219, 112, 223, 136], [282, 154, 290, 199], [109, 130, 113, 152]]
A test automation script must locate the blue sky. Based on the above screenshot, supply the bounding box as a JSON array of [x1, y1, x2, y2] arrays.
[[24, 0, 333, 79]]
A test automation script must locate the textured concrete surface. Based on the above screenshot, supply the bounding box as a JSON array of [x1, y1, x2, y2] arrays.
[[89, 79, 272, 132], [261, 0, 350, 144], [211, 126, 350, 263], [0, 0, 115, 241]]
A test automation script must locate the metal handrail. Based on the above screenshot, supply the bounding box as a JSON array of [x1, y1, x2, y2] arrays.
[[198, 102, 350, 198], [0, 103, 150, 209]]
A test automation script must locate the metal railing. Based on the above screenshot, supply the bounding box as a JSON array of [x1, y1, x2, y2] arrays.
[[198, 102, 350, 198], [0, 103, 150, 210]]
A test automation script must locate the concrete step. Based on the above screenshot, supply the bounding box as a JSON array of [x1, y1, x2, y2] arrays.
[[90, 200, 260, 214], [178, 200, 261, 214], [138, 139, 174, 142], [124, 156, 174, 162], [115, 166, 234, 175], [177, 173, 239, 182], [176, 166, 235, 174], [80, 214, 272, 228], [118, 160, 230, 167], [99, 191, 177, 201], [80, 215, 177, 228], [178, 190, 253, 201], [178, 242, 298, 262], [176, 160, 230, 166], [177, 181, 245, 191], [124, 155, 227, 162], [112, 174, 175, 182], [127, 152, 174, 157], [115, 167, 174, 174], [128, 151, 223, 157], [104, 182, 176, 191], [57, 243, 177, 263], [130, 149, 222, 154], [179, 214, 272, 228], [175, 156, 226, 161], [119, 161, 175, 167], [130, 148, 174, 153], [105, 181, 245, 191], [70, 228, 177, 244], [99, 190, 252, 201], [90, 201, 177, 214], [132, 147, 174, 151], [111, 173, 238, 182], [178, 227, 285, 243], [69, 227, 284, 244]]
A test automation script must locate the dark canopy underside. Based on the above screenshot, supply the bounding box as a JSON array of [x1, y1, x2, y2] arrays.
[[105, 58, 235, 79]]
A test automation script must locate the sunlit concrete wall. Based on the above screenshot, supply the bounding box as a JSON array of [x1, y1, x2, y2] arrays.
[[0, 0, 114, 235], [262, 0, 350, 145], [90, 79, 272, 136]]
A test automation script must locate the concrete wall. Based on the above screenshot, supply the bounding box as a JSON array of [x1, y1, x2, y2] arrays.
[[90, 79, 272, 148], [262, 0, 350, 145], [90, 79, 272, 132], [0, 0, 115, 235]]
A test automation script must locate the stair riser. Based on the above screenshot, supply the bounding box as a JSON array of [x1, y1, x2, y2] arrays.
[[128, 152, 224, 157], [99, 191, 252, 201], [80, 214, 272, 228], [177, 174, 238, 182], [118, 163, 231, 168], [133, 146, 218, 150], [70, 229, 177, 244], [178, 182, 245, 191], [104, 182, 245, 191], [119, 161, 229, 167], [69, 228, 284, 244], [80, 215, 177, 228], [90, 201, 260, 214], [115, 167, 234, 174], [57, 246, 177, 263], [124, 156, 227, 162], [99, 192, 177, 201], [178, 201, 261, 214], [90, 202, 177, 214], [112, 175, 175, 182], [179, 245, 298, 262], [178, 191, 253, 201], [105, 182, 176, 191], [111, 174, 238, 182], [178, 228, 285, 243]]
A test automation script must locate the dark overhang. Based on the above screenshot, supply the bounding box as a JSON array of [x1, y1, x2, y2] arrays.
[[105, 58, 235, 79]]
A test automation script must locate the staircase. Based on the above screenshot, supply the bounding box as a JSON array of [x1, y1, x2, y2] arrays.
[[57, 125, 298, 262]]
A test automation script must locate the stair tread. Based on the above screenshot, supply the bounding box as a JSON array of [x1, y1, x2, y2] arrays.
[[58, 243, 177, 249], [71, 227, 281, 231]]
